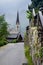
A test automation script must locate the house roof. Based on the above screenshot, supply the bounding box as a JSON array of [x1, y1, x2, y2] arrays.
[[7, 34, 18, 39]]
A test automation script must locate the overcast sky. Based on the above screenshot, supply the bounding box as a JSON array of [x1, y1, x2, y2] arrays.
[[0, 0, 31, 32]]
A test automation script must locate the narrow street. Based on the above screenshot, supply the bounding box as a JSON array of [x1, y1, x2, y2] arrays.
[[0, 42, 27, 65]]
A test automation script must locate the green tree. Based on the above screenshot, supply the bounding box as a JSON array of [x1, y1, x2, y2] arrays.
[[29, 0, 43, 10], [0, 15, 9, 46], [26, 10, 32, 20], [26, 9, 34, 25]]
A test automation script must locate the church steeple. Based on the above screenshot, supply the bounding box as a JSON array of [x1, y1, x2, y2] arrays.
[[16, 11, 22, 40], [16, 11, 20, 32], [16, 11, 20, 25]]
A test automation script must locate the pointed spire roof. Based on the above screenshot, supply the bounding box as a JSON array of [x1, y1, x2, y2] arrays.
[[16, 11, 20, 24]]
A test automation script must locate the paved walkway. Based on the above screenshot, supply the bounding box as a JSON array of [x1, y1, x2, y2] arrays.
[[0, 42, 27, 65]]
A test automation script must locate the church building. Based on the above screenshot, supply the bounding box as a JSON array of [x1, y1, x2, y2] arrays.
[[7, 11, 22, 42]]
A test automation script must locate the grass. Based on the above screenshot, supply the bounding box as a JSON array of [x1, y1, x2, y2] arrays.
[[24, 45, 34, 65]]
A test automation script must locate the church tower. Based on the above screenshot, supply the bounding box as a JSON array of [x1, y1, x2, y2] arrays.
[[16, 11, 20, 32]]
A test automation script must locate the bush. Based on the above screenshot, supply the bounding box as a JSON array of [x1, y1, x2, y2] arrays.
[[0, 37, 8, 46], [0, 41, 4, 46], [12, 39, 18, 43], [0, 41, 7, 46]]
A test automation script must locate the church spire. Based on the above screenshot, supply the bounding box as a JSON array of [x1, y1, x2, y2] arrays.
[[16, 11, 20, 24]]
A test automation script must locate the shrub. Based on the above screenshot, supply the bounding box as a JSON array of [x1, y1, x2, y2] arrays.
[[12, 39, 18, 43], [0, 40, 7, 46], [0, 41, 4, 46], [0, 37, 8, 46]]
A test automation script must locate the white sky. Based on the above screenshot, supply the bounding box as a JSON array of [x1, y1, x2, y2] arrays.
[[0, 0, 31, 33]]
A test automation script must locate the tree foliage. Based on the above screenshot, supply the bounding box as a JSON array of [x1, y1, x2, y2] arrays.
[[0, 15, 9, 46], [29, 0, 43, 9], [26, 10, 32, 20], [26, 0, 43, 20], [0, 15, 8, 37]]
